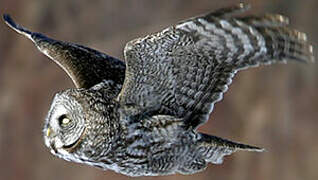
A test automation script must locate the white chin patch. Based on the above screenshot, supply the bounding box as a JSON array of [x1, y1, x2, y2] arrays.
[[57, 148, 70, 156], [44, 136, 50, 148], [54, 138, 64, 149]]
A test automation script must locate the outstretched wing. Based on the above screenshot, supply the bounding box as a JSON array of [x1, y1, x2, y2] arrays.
[[3, 14, 125, 89], [118, 3, 314, 129]]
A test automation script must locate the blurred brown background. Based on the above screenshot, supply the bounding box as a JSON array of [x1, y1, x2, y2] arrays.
[[0, 0, 317, 180]]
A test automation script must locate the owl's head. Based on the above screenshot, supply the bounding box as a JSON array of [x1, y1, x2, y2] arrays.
[[43, 87, 118, 163], [43, 89, 88, 158]]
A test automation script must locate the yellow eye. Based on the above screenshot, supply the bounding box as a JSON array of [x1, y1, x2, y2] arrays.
[[58, 115, 71, 127], [62, 117, 70, 124]]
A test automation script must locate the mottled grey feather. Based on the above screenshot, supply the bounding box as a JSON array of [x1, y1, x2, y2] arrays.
[[118, 3, 314, 129]]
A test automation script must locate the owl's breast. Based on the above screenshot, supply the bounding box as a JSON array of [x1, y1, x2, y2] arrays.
[[96, 115, 198, 176]]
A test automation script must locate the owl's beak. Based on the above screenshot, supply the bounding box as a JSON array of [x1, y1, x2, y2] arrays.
[[46, 128, 52, 137], [44, 127, 57, 153]]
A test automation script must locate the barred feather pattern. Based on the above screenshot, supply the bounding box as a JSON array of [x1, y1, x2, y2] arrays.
[[120, 5, 314, 129], [174, 13, 313, 128]]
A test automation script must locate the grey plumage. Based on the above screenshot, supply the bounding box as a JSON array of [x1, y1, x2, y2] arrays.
[[3, 3, 314, 177]]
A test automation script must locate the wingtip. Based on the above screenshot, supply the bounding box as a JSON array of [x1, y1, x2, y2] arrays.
[[3, 13, 10, 22], [3, 13, 15, 28], [3, 14, 33, 40]]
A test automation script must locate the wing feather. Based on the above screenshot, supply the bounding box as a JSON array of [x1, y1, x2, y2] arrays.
[[118, 4, 314, 128], [3, 14, 126, 88]]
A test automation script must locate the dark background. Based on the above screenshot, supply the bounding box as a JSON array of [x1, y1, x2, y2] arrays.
[[1, 0, 317, 180]]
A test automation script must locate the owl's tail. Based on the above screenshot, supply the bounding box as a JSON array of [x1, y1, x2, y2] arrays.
[[197, 133, 264, 164], [234, 14, 315, 70]]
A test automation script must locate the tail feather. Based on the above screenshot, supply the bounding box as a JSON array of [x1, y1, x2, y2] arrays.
[[198, 133, 263, 164]]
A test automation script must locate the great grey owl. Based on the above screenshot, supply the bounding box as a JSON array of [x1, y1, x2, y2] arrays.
[[4, 3, 314, 176]]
